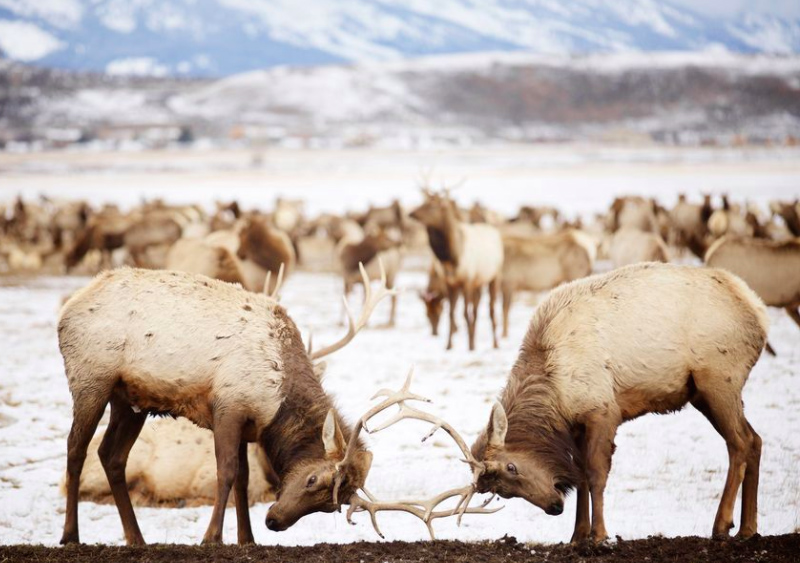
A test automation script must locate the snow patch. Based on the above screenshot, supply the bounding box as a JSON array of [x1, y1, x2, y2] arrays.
[[106, 57, 169, 77], [0, 19, 65, 61]]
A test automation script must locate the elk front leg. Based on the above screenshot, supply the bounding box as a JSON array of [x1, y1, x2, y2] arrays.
[[501, 284, 512, 339], [570, 429, 590, 543], [233, 441, 255, 545], [202, 415, 245, 545], [584, 412, 620, 543]]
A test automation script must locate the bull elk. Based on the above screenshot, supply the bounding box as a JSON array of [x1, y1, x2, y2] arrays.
[[58, 262, 402, 545], [410, 190, 503, 351], [466, 263, 767, 542]]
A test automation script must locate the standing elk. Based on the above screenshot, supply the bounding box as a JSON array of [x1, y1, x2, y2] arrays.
[[465, 263, 767, 542], [58, 263, 394, 545], [705, 235, 800, 353], [410, 190, 504, 351], [500, 230, 594, 338]]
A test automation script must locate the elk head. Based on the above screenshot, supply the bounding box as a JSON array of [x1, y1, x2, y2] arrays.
[[265, 410, 374, 531], [266, 259, 394, 532], [472, 403, 581, 517], [418, 290, 445, 336]]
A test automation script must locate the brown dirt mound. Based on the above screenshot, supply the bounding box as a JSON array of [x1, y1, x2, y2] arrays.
[[2, 534, 798, 563]]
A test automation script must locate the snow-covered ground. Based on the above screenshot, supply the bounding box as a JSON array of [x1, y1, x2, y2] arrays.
[[0, 266, 798, 546]]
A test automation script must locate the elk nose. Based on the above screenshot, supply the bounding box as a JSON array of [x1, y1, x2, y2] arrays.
[[545, 502, 564, 516], [266, 518, 280, 531]]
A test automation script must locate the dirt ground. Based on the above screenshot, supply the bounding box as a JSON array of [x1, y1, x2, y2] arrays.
[[1, 535, 798, 563]]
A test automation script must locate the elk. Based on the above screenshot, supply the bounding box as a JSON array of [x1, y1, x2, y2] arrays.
[[467, 263, 767, 543], [58, 262, 393, 545], [705, 235, 800, 353], [608, 196, 659, 233], [669, 194, 712, 258], [500, 230, 594, 338], [237, 214, 297, 294], [707, 196, 752, 240], [771, 200, 800, 237], [410, 190, 504, 351], [608, 227, 669, 268]]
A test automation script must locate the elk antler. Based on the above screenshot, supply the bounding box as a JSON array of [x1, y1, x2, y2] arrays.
[[337, 368, 500, 539], [310, 258, 396, 360], [263, 262, 285, 300]]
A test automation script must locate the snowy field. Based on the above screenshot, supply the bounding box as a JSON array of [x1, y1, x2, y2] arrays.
[[1, 270, 799, 546], [0, 146, 799, 546], [3, 145, 800, 219]]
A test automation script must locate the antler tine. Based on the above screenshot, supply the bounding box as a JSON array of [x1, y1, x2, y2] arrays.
[[338, 368, 500, 538], [346, 486, 502, 540], [262, 262, 285, 300], [310, 258, 397, 361], [332, 368, 428, 505]]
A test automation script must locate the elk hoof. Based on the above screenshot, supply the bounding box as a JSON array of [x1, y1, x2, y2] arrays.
[[59, 534, 79, 546], [735, 530, 760, 541]]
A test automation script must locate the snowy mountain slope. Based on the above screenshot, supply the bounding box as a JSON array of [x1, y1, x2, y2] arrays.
[[0, 0, 798, 76], [4, 51, 799, 147]]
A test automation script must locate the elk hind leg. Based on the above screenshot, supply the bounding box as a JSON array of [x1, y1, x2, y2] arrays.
[[61, 384, 112, 545], [738, 421, 761, 539], [98, 397, 146, 546], [691, 386, 756, 539]]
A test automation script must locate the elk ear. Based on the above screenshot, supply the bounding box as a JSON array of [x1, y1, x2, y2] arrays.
[[487, 402, 508, 448], [322, 410, 345, 458]]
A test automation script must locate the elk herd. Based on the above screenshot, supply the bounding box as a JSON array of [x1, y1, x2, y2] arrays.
[[0, 188, 795, 546]]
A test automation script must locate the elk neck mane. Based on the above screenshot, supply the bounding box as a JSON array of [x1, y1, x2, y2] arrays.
[[499, 331, 581, 485], [425, 199, 463, 267], [259, 305, 362, 479]]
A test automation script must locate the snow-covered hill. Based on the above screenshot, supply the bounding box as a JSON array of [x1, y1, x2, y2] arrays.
[[0, 0, 799, 77], [3, 51, 799, 148]]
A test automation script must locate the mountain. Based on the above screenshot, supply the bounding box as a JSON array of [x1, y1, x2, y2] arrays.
[[0, 0, 798, 77], [4, 52, 799, 148]]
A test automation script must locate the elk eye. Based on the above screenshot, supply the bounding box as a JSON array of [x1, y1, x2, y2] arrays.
[[306, 475, 317, 488], [506, 463, 517, 475]]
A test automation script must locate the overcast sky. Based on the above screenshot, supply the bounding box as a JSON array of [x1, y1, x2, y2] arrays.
[[670, 0, 800, 19]]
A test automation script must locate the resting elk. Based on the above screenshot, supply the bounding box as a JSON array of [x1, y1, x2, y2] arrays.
[[59, 262, 400, 545], [465, 263, 767, 542], [410, 190, 504, 351]]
